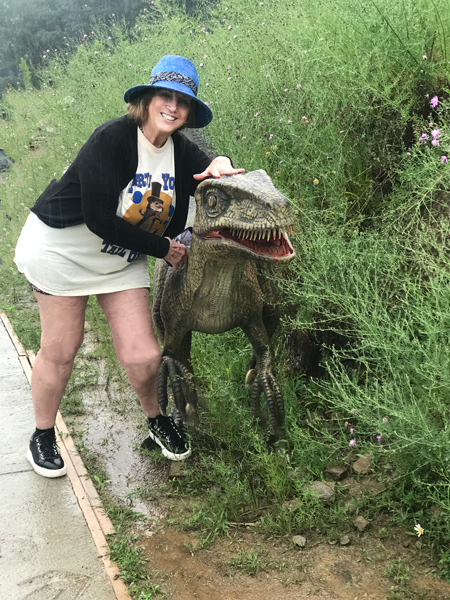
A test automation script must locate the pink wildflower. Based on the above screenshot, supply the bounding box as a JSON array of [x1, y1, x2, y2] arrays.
[[431, 129, 441, 139], [423, 55, 427, 60], [350, 428, 354, 434], [377, 435, 382, 442], [441, 156, 448, 163], [382, 417, 388, 423], [83, 34, 88, 38], [199, 62, 204, 67], [349, 439, 356, 447], [227, 66, 231, 70], [227, 77, 232, 81], [94, 51, 99, 55], [228, 25, 232, 30], [345, 421, 349, 427], [430, 96, 439, 108], [233, 35, 237, 39], [254, 112, 260, 117], [302, 116, 307, 120], [284, 88, 288, 92], [432, 139, 440, 147], [287, 120, 292, 124], [269, 134, 273, 140]]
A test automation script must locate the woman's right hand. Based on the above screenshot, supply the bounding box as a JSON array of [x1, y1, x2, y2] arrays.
[[164, 238, 189, 269]]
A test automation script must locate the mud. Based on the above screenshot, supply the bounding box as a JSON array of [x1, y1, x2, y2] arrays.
[[137, 526, 450, 600]]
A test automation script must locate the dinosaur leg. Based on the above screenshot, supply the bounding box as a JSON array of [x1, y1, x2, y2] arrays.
[[158, 331, 200, 427], [242, 322, 285, 437], [247, 265, 281, 373]]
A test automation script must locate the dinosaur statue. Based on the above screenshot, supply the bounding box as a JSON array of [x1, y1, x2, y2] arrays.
[[152, 169, 296, 436]]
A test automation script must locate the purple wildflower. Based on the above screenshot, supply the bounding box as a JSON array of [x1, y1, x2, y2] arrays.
[[377, 435, 382, 442], [441, 156, 448, 163], [430, 96, 439, 108]]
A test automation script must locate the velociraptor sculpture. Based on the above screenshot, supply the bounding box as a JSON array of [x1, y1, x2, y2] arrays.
[[152, 169, 295, 436]]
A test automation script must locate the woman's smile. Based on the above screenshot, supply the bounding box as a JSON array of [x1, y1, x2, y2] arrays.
[[144, 90, 191, 147]]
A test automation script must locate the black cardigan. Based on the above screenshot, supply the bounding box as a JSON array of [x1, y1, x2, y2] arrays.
[[31, 116, 211, 259]]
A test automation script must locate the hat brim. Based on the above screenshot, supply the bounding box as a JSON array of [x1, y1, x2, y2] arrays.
[[124, 80, 213, 129]]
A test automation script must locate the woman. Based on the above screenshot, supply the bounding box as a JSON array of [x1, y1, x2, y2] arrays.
[[14, 54, 244, 478]]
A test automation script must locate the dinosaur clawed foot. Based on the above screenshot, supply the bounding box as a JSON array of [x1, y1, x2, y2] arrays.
[[248, 367, 285, 435], [157, 356, 199, 427]]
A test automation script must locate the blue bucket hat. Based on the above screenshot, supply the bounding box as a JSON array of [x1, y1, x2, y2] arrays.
[[124, 55, 213, 129]]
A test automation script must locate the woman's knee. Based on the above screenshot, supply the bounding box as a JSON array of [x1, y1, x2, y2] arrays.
[[40, 332, 84, 367], [119, 345, 161, 375]]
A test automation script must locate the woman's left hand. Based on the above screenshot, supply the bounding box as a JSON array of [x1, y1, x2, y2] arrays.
[[193, 156, 245, 180]]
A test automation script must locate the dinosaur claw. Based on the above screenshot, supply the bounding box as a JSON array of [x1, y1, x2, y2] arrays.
[[245, 368, 257, 385], [157, 356, 200, 427]]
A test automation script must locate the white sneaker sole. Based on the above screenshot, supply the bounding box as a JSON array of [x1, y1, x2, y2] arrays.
[[27, 448, 68, 478], [147, 432, 192, 461]]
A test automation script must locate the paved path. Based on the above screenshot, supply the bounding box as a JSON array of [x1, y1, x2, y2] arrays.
[[0, 316, 120, 600]]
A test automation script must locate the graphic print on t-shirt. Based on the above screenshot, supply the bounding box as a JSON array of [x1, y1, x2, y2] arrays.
[[117, 130, 176, 238], [122, 180, 175, 235]]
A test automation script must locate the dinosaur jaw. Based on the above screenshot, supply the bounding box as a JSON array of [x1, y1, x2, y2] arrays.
[[198, 226, 295, 260]]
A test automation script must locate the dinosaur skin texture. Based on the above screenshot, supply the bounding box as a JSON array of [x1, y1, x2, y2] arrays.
[[152, 169, 296, 437]]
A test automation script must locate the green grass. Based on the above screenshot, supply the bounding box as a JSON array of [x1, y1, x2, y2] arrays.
[[1, 0, 450, 591]]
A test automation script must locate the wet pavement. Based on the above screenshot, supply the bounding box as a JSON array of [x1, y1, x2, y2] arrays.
[[0, 314, 121, 600]]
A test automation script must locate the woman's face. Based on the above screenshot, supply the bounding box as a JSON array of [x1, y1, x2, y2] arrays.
[[146, 89, 191, 142]]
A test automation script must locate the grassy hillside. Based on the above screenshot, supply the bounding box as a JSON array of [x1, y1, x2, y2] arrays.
[[1, 0, 450, 580]]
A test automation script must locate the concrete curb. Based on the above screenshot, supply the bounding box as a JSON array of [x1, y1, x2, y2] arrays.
[[0, 310, 132, 600]]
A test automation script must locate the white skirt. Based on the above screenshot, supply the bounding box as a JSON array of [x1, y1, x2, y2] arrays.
[[14, 213, 150, 296]]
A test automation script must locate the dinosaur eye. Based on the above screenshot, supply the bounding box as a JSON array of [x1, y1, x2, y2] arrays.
[[207, 193, 217, 208]]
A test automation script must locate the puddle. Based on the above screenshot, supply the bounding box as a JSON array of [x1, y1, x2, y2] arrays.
[[73, 336, 168, 521]]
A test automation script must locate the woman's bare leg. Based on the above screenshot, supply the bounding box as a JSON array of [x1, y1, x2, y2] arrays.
[[31, 292, 88, 428], [96, 288, 161, 418]]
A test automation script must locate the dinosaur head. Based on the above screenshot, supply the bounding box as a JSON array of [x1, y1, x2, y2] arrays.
[[193, 170, 295, 262]]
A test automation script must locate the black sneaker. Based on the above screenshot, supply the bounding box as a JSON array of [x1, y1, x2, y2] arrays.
[[27, 429, 67, 478], [145, 415, 191, 461]]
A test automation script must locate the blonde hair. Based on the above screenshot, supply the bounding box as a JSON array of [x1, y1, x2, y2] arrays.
[[126, 88, 196, 130]]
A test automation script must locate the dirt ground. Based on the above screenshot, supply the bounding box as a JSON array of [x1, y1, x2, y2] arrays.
[[136, 523, 450, 600]]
